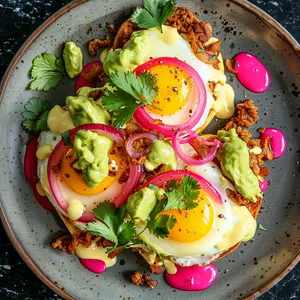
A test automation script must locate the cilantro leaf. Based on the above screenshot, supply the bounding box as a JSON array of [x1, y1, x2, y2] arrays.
[[29, 53, 65, 92], [117, 221, 135, 245], [131, 0, 176, 32], [164, 175, 200, 210], [60, 130, 72, 146], [101, 72, 158, 128], [101, 88, 139, 128], [22, 97, 52, 132], [147, 214, 176, 239], [86, 221, 118, 244]]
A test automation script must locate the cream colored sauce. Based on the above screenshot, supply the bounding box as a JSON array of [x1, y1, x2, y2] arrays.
[[214, 83, 235, 119], [36, 144, 52, 160], [76, 242, 117, 268], [164, 259, 177, 275], [215, 206, 257, 251], [47, 105, 74, 135], [100, 48, 109, 63], [67, 198, 85, 221], [250, 146, 262, 155], [150, 25, 179, 45], [36, 181, 46, 196]]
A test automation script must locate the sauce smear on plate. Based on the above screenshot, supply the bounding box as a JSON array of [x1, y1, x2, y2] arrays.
[[260, 128, 286, 159]]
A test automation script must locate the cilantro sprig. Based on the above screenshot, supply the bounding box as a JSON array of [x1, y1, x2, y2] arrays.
[[29, 53, 65, 92], [86, 175, 201, 252], [145, 175, 201, 238], [86, 201, 136, 253], [101, 71, 158, 128], [131, 0, 177, 32], [22, 97, 52, 132]]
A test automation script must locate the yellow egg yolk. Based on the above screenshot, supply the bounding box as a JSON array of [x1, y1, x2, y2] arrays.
[[61, 147, 127, 196], [160, 190, 214, 242], [146, 64, 194, 115]]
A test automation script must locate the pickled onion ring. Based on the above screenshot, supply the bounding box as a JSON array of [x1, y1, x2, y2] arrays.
[[134, 57, 207, 137], [172, 129, 221, 165]]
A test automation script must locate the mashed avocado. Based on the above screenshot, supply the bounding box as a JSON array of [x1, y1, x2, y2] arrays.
[[62, 42, 83, 78], [103, 30, 150, 75], [144, 140, 177, 171], [73, 130, 113, 188], [127, 187, 158, 222], [217, 128, 260, 202], [66, 95, 110, 126]]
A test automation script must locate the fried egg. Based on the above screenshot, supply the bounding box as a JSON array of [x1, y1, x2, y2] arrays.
[[138, 160, 256, 266], [134, 26, 232, 130], [37, 131, 129, 230]]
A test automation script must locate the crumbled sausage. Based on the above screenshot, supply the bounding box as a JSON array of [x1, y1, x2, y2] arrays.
[[150, 263, 165, 274], [131, 271, 145, 286], [88, 36, 110, 56], [225, 58, 238, 74]]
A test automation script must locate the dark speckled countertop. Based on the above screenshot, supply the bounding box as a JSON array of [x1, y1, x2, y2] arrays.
[[0, 0, 299, 299]]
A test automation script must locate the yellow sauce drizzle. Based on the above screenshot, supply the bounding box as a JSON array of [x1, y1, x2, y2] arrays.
[[164, 259, 177, 274], [47, 105, 74, 135], [150, 25, 179, 45], [76, 242, 117, 268], [67, 198, 85, 221], [36, 181, 46, 196], [215, 206, 257, 251], [36, 144, 52, 160]]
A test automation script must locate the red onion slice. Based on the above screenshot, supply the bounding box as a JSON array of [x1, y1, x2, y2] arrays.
[[172, 129, 221, 165], [125, 132, 158, 159], [134, 57, 207, 137]]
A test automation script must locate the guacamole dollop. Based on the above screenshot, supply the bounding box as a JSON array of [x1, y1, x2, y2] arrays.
[[66, 95, 110, 126], [144, 140, 177, 171], [103, 30, 150, 76], [127, 187, 158, 222], [73, 130, 113, 188], [62, 42, 83, 78], [217, 128, 260, 202]]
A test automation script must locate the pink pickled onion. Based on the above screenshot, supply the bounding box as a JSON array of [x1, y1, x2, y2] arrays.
[[125, 132, 157, 159], [172, 129, 221, 165], [142, 170, 222, 204], [75, 61, 103, 94], [24, 136, 55, 211], [134, 57, 207, 137], [47, 124, 142, 223]]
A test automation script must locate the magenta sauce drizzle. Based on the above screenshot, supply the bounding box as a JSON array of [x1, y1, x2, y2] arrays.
[[164, 264, 218, 291], [260, 128, 286, 159], [233, 52, 270, 93], [78, 258, 106, 273], [259, 180, 269, 192]]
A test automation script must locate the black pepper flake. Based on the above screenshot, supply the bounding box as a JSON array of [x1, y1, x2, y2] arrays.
[[167, 98, 171, 102], [65, 173, 71, 178], [172, 87, 178, 93], [218, 214, 224, 218]]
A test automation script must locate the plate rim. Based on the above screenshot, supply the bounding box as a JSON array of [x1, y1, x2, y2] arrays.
[[0, 0, 299, 299]]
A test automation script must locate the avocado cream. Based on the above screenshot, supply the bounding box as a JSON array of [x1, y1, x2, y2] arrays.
[[127, 187, 157, 222], [62, 42, 83, 78], [217, 128, 260, 202], [103, 30, 150, 75], [73, 130, 113, 188], [66, 95, 110, 126], [144, 140, 177, 171]]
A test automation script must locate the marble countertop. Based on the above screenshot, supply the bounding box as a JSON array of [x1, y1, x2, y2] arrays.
[[0, 0, 299, 299]]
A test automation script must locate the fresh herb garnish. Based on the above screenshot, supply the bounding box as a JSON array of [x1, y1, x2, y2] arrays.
[[86, 201, 136, 252], [197, 48, 206, 54], [258, 224, 267, 231], [29, 53, 65, 92], [60, 130, 72, 146], [208, 55, 217, 62], [101, 71, 158, 128], [131, 0, 176, 32], [145, 175, 201, 239], [22, 97, 52, 132]]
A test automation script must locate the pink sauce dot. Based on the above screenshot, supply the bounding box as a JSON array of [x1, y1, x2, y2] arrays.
[[78, 258, 106, 273], [164, 264, 218, 291], [259, 180, 269, 192], [233, 52, 270, 93], [260, 128, 286, 159]]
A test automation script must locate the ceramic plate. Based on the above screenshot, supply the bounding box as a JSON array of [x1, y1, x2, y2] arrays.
[[0, 0, 299, 299]]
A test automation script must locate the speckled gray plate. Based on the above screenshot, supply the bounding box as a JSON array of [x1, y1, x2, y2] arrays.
[[0, 0, 299, 299]]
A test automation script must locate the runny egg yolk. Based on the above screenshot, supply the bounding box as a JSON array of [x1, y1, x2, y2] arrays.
[[161, 190, 214, 242], [61, 148, 127, 196], [146, 64, 194, 115]]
